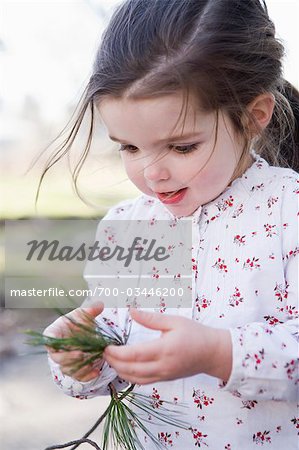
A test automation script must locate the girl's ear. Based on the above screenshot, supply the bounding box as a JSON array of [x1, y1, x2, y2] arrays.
[[247, 93, 275, 132]]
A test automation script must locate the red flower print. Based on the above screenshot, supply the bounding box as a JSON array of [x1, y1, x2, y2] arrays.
[[241, 400, 258, 409], [233, 234, 246, 246], [128, 418, 138, 429], [190, 427, 208, 447], [150, 388, 164, 409], [284, 359, 298, 382], [283, 246, 299, 261], [284, 304, 299, 319], [264, 315, 283, 326], [243, 257, 261, 271], [232, 203, 244, 218], [224, 195, 234, 207], [293, 180, 299, 194], [212, 258, 228, 274], [225, 444, 232, 450], [167, 244, 176, 254], [267, 196, 278, 208], [152, 266, 160, 279], [158, 298, 166, 314], [228, 287, 244, 307], [158, 432, 173, 447], [195, 295, 212, 312], [192, 388, 214, 409], [144, 199, 155, 206], [169, 219, 178, 228], [243, 349, 265, 370], [251, 183, 265, 192], [290, 417, 299, 434], [274, 282, 289, 301], [102, 317, 118, 328], [104, 226, 117, 244], [192, 257, 198, 273], [204, 195, 234, 223], [252, 430, 271, 445], [264, 223, 277, 237], [256, 161, 264, 169]]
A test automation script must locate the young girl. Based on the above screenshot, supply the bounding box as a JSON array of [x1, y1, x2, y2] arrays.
[[43, 0, 299, 448]]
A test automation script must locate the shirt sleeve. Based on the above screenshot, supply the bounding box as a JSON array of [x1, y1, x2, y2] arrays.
[[47, 306, 130, 398], [221, 173, 299, 401]]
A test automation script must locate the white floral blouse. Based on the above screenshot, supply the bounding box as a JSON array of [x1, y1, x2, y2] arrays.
[[49, 152, 298, 449]]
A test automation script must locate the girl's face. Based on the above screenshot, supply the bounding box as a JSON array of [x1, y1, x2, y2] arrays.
[[98, 93, 252, 217]]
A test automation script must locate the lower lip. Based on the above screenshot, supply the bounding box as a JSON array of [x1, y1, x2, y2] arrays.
[[156, 188, 188, 204]]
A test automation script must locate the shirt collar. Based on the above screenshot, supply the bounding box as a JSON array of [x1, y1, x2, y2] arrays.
[[152, 149, 270, 225]]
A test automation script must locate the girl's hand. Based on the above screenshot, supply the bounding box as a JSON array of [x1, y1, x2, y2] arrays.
[[43, 303, 104, 382], [103, 309, 232, 385]]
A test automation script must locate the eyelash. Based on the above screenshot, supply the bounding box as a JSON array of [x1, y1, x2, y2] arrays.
[[119, 143, 200, 155]]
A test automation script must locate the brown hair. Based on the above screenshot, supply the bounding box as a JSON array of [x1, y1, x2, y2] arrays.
[[38, 0, 299, 200]]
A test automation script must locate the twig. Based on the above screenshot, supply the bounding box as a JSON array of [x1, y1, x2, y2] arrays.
[[45, 437, 102, 449], [44, 382, 135, 450], [67, 407, 109, 450]]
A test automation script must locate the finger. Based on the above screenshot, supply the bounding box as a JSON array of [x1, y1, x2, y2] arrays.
[[104, 339, 161, 363], [49, 350, 83, 365], [75, 302, 104, 320], [130, 308, 177, 331], [107, 359, 161, 383], [43, 313, 80, 339], [75, 369, 101, 382], [62, 364, 101, 381], [43, 319, 69, 338], [44, 303, 104, 338]]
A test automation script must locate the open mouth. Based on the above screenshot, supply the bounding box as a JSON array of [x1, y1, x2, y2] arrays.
[[156, 187, 188, 204]]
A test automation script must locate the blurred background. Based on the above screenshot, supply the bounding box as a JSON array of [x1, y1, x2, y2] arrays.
[[1, 0, 298, 449]]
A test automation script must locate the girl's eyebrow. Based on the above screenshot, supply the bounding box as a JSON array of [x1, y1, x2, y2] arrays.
[[109, 132, 203, 144]]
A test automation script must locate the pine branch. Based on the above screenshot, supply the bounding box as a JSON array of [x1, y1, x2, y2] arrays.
[[26, 312, 190, 450], [45, 438, 102, 449]]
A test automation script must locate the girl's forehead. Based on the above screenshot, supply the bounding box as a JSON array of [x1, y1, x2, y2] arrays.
[[98, 96, 212, 145], [97, 93, 207, 133]]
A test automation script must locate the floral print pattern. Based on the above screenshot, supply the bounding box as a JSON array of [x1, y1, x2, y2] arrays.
[[49, 152, 298, 448]]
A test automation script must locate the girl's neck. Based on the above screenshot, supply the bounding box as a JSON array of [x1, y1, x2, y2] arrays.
[[227, 151, 255, 188]]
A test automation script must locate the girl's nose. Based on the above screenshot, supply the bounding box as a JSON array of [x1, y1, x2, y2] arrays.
[[143, 157, 170, 182]]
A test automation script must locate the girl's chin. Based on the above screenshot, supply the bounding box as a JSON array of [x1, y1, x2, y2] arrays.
[[164, 203, 201, 218]]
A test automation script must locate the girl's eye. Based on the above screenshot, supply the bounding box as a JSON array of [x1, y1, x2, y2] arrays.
[[119, 144, 139, 153], [170, 143, 200, 154], [119, 142, 200, 154]]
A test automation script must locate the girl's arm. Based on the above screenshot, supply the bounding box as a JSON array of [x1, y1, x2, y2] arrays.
[[220, 174, 298, 401], [220, 272, 298, 401]]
